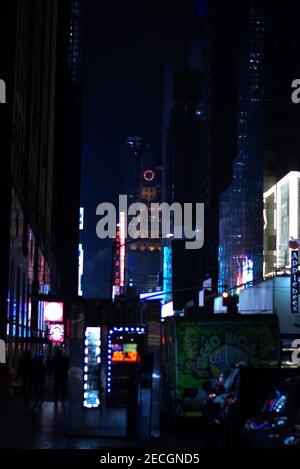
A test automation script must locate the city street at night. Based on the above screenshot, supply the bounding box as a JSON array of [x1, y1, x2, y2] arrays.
[[1, 0, 300, 463]]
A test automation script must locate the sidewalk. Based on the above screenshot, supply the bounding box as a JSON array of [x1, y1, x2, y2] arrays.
[[0, 394, 204, 450]]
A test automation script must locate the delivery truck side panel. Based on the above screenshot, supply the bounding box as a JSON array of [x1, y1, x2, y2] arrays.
[[162, 314, 280, 418]]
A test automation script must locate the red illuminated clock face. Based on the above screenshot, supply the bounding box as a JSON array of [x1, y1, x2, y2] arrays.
[[143, 169, 155, 182]]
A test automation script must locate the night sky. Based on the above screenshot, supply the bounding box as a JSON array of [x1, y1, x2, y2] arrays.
[[82, 0, 201, 298]]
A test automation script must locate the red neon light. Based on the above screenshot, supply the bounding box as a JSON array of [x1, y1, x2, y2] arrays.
[[112, 351, 138, 363], [119, 212, 126, 287]]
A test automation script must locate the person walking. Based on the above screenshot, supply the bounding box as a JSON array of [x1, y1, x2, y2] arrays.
[[52, 348, 68, 404], [19, 351, 33, 406], [32, 354, 46, 405]]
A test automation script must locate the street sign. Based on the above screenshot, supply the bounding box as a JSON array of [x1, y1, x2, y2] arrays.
[[291, 250, 299, 314]]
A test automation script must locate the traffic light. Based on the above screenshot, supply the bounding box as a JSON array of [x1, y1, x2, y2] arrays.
[[222, 291, 230, 307], [222, 292, 238, 314]]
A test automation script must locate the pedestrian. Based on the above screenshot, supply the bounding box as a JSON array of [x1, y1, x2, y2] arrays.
[[52, 348, 68, 404], [19, 351, 32, 406], [32, 354, 46, 405]]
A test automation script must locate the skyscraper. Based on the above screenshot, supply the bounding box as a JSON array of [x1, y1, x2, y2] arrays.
[[0, 0, 83, 377], [123, 138, 162, 296], [52, 0, 84, 298], [218, 1, 300, 293], [0, 0, 59, 371], [161, 63, 203, 310]]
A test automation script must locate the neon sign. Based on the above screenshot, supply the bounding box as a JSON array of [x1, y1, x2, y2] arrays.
[[48, 323, 64, 343], [111, 343, 138, 362], [44, 302, 64, 322], [112, 351, 138, 363], [291, 250, 299, 314], [119, 212, 126, 288]]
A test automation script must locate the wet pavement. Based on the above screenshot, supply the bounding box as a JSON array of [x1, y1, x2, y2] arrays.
[[0, 394, 204, 450]]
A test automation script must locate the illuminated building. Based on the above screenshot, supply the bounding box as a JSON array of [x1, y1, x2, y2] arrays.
[[218, 3, 300, 294], [263, 172, 300, 277], [124, 139, 162, 296], [0, 1, 59, 369], [0, 0, 83, 374]]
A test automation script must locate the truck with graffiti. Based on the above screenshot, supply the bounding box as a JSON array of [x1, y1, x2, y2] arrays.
[[161, 314, 280, 418]]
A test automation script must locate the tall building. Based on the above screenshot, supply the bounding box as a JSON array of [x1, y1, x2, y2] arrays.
[[161, 3, 239, 311], [198, 0, 238, 298], [122, 138, 162, 297], [161, 61, 204, 310], [218, 1, 300, 293], [52, 0, 83, 298], [0, 0, 83, 377], [125, 136, 143, 204], [0, 0, 59, 372]]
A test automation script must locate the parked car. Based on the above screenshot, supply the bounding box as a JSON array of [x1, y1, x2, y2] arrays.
[[243, 376, 300, 448], [203, 366, 300, 448]]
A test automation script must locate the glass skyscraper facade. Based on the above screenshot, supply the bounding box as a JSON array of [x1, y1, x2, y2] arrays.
[[219, 6, 264, 292], [219, 1, 300, 293]]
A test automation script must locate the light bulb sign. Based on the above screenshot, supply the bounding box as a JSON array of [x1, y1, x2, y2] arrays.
[[291, 250, 299, 314], [48, 323, 64, 343]]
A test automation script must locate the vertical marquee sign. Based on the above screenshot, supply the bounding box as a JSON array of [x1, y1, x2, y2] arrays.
[[291, 249, 299, 314]]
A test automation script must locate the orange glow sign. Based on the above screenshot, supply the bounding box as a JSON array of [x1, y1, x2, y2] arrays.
[[112, 351, 138, 363]]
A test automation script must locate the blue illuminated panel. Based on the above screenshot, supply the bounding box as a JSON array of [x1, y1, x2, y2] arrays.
[[163, 246, 172, 303], [83, 327, 101, 408]]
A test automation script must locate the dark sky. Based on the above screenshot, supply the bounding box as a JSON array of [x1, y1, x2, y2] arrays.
[[81, 0, 201, 298]]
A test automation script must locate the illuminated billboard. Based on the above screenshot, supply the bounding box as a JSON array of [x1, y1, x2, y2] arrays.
[[78, 244, 84, 296], [79, 207, 84, 230], [44, 302, 64, 322], [111, 343, 138, 363], [48, 323, 64, 343], [83, 327, 101, 408], [263, 171, 300, 276], [161, 301, 174, 319], [163, 246, 172, 303]]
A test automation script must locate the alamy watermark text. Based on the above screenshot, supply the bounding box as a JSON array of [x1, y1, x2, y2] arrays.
[[96, 195, 204, 249]]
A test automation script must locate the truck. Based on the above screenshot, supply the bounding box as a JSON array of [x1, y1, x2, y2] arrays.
[[161, 314, 280, 419]]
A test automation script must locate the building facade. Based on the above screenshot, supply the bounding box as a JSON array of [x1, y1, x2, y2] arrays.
[[0, 0, 83, 376], [122, 138, 162, 297], [218, 1, 300, 294]]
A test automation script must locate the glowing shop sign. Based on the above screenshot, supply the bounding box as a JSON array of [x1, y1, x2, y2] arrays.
[[107, 327, 146, 394], [48, 323, 64, 343], [83, 327, 101, 408], [112, 351, 138, 363], [44, 302, 64, 322], [291, 250, 299, 314], [111, 343, 138, 362]]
